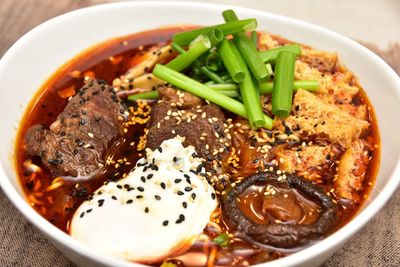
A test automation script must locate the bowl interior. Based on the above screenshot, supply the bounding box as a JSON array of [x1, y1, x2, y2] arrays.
[[0, 2, 399, 267]]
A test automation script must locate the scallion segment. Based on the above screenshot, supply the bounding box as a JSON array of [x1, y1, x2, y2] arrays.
[[259, 80, 319, 94], [222, 10, 269, 81], [259, 44, 302, 63], [189, 27, 223, 48], [229, 40, 267, 128], [251, 31, 258, 46], [207, 83, 237, 91], [272, 51, 297, 118], [127, 91, 159, 101], [153, 64, 273, 129], [127, 85, 238, 101], [200, 66, 225, 84], [218, 39, 245, 83], [173, 19, 257, 46], [167, 28, 222, 72], [205, 50, 222, 71], [171, 42, 186, 54]]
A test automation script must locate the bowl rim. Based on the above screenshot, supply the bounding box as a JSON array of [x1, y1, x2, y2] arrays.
[[0, 1, 399, 266]]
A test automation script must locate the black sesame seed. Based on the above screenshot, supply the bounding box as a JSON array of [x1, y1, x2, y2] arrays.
[[153, 165, 159, 171], [196, 164, 203, 173], [86, 209, 92, 213], [128, 187, 134, 191], [155, 195, 161, 200], [124, 184, 130, 189], [98, 199, 105, 207], [162, 220, 169, 226], [117, 185, 122, 189], [177, 191, 184, 196], [176, 214, 185, 224], [184, 187, 192, 192], [145, 207, 149, 213], [111, 196, 117, 200], [143, 166, 148, 172], [157, 147, 163, 153], [136, 195, 143, 199], [80, 212, 85, 218], [160, 182, 166, 189], [182, 202, 187, 209], [184, 174, 190, 179], [98, 191, 103, 195], [174, 179, 182, 184], [147, 174, 153, 180], [211, 193, 216, 199], [141, 176, 146, 183], [186, 178, 191, 185], [126, 199, 133, 204], [173, 156, 178, 162], [138, 187, 145, 192], [191, 193, 196, 200]]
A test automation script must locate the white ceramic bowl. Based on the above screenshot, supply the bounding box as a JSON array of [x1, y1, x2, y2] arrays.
[[1, 1, 399, 267]]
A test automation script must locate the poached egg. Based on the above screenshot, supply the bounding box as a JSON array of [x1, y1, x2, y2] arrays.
[[70, 137, 217, 263]]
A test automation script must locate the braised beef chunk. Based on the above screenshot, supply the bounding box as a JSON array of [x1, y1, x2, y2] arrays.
[[146, 88, 230, 162], [158, 86, 203, 108], [25, 79, 127, 177]]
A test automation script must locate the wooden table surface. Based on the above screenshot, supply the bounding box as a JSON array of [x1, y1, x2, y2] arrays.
[[0, 1, 399, 266]]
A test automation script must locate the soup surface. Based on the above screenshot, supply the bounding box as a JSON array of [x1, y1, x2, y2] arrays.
[[15, 26, 379, 266]]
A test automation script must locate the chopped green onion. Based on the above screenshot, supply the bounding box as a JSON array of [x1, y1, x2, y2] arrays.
[[259, 80, 319, 94], [153, 64, 273, 129], [213, 233, 230, 247], [167, 28, 222, 72], [204, 80, 215, 85], [167, 37, 209, 72], [200, 66, 225, 84], [218, 39, 245, 82], [173, 19, 257, 46], [205, 50, 222, 71], [251, 31, 258, 46], [229, 40, 267, 128], [207, 83, 237, 91], [223, 10, 269, 81], [259, 44, 302, 63], [171, 42, 186, 54], [272, 51, 297, 118], [171, 40, 224, 83], [189, 27, 223, 48], [220, 73, 234, 83], [265, 63, 274, 77], [127, 91, 159, 101], [127, 85, 238, 101], [219, 90, 239, 98]]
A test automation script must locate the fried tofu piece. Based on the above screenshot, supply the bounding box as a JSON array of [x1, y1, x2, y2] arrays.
[[299, 48, 338, 72], [258, 32, 280, 50], [295, 60, 324, 81], [276, 145, 331, 174], [335, 140, 369, 202], [285, 90, 369, 148], [317, 80, 360, 106]]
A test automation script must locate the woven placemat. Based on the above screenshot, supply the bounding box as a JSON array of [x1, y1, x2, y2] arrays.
[[0, 1, 399, 266]]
